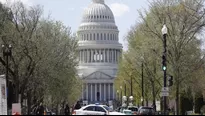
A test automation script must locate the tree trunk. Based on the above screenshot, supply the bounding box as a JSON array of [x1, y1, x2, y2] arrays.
[[176, 79, 179, 115], [27, 92, 31, 115], [14, 83, 19, 103], [152, 81, 156, 111], [146, 98, 148, 106]]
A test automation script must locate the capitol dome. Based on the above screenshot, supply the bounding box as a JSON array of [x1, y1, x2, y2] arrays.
[[77, 0, 122, 105], [82, 0, 115, 23], [78, 0, 121, 44]]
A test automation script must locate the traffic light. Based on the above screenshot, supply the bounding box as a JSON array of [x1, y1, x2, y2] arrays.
[[162, 54, 166, 71], [168, 76, 173, 87]]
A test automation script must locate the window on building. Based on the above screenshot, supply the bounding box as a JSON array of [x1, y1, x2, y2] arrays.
[[90, 33, 92, 40], [94, 33, 96, 40], [97, 33, 99, 40]]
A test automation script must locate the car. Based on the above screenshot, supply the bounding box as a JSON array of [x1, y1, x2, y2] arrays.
[[137, 106, 155, 115], [127, 106, 138, 115], [72, 104, 125, 115]]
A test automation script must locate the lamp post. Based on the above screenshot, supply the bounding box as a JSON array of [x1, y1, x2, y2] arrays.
[[130, 72, 133, 96], [141, 62, 144, 106], [2, 44, 12, 112], [162, 24, 168, 115], [124, 80, 126, 96], [120, 86, 122, 106], [129, 96, 133, 106], [117, 90, 119, 101]]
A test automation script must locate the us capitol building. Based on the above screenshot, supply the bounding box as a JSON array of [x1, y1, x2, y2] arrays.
[[77, 0, 123, 105]]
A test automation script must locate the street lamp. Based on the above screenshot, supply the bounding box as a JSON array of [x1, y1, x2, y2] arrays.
[[123, 80, 126, 96], [122, 96, 127, 107], [122, 95, 133, 108], [130, 72, 133, 96], [161, 24, 168, 115], [120, 86, 122, 106], [141, 57, 144, 106], [2, 44, 12, 113], [129, 96, 134, 106], [117, 90, 119, 100]]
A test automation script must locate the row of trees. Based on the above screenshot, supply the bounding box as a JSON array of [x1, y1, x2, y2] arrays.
[[115, 0, 205, 115], [0, 1, 81, 114]]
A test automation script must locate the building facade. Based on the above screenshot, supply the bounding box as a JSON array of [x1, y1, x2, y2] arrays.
[[77, 0, 122, 105]]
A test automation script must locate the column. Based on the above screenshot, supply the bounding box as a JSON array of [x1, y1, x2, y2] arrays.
[[86, 83, 88, 100], [95, 83, 97, 101], [107, 49, 109, 63], [115, 49, 117, 63], [87, 49, 90, 63], [100, 83, 102, 101], [81, 50, 83, 63], [83, 50, 85, 63], [91, 84, 93, 102], [85, 49, 87, 63], [91, 49, 93, 63], [116, 50, 119, 63], [112, 49, 114, 63], [99, 49, 102, 62], [79, 50, 82, 63], [104, 49, 106, 62], [108, 83, 110, 100], [104, 83, 106, 101], [95, 49, 97, 62]]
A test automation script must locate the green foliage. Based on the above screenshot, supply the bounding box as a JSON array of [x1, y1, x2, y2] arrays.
[[0, 1, 81, 110], [116, 0, 205, 114]]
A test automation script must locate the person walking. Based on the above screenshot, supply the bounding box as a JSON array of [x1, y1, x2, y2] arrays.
[[36, 103, 45, 115], [64, 104, 70, 115], [74, 101, 81, 110]]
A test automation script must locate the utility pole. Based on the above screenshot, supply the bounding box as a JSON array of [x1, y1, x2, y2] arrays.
[[162, 25, 168, 115]]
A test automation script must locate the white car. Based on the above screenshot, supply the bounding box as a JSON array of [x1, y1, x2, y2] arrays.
[[72, 104, 125, 115]]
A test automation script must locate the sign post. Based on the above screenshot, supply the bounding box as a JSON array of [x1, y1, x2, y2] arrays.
[[160, 87, 169, 97]]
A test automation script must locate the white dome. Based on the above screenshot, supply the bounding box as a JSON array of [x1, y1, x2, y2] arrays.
[[82, 0, 115, 23]]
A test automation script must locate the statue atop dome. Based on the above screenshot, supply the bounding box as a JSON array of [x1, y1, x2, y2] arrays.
[[92, 0, 105, 4]]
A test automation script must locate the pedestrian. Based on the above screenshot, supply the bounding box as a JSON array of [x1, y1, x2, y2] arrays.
[[74, 101, 81, 110], [65, 104, 70, 115], [36, 102, 45, 115]]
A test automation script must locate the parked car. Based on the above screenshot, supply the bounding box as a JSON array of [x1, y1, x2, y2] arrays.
[[127, 106, 138, 115], [137, 106, 155, 115], [72, 104, 125, 115]]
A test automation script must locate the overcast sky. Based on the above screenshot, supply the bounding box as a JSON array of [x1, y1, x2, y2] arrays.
[[0, 0, 149, 50]]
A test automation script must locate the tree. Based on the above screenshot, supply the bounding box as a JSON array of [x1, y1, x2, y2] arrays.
[[0, 1, 81, 114], [137, 0, 205, 114], [116, 0, 205, 114]]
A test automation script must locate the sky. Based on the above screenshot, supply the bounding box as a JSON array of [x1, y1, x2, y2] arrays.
[[0, 0, 149, 51]]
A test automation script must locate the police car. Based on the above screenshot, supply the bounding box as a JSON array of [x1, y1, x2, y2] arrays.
[[72, 104, 125, 115]]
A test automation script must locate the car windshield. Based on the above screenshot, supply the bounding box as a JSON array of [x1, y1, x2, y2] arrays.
[[139, 107, 154, 114], [102, 105, 113, 112], [128, 107, 138, 111]]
